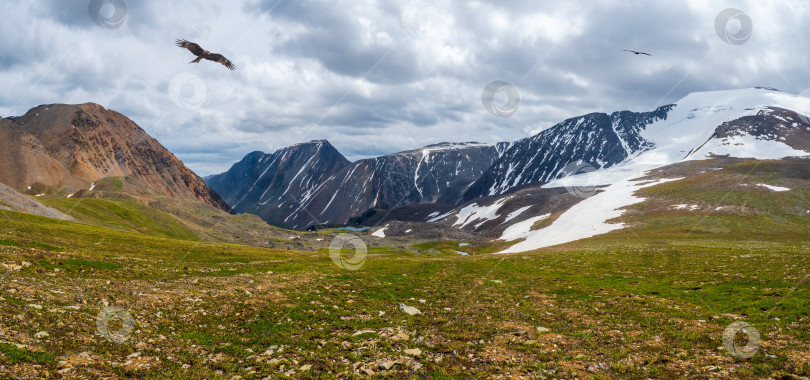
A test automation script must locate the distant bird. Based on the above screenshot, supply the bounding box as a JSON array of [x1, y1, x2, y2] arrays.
[[175, 39, 235, 70], [622, 49, 652, 56]]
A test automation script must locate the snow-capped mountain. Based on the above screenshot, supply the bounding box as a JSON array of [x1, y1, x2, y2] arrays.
[[210, 88, 810, 234], [467, 88, 810, 202], [205, 140, 351, 226], [463, 106, 673, 201], [208, 141, 508, 229], [446, 88, 810, 252]]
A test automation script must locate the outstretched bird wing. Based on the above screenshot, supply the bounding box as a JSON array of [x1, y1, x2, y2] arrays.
[[203, 53, 236, 71], [622, 49, 652, 56], [176, 39, 205, 57]]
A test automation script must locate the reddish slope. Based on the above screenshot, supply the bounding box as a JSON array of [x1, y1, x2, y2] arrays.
[[0, 103, 230, 211]]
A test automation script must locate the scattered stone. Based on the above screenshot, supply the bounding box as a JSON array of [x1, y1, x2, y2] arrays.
[[381, 361, 396, 370], [536, 326, 550, 333], [404, 348, 422, 356], [399, 304, 421, 316], [300, 364, 311, 371], [392, 332, 410, 341], [34, 331, 49, 339]]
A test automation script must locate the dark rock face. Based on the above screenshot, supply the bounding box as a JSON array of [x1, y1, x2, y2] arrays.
[[0, 103, 230, 211], [463, 105, 674, 201], [205, 140, 351, 227], [208, 142, 507, 229], [208, 102, 810, 231], [695, 107, 810, 154]]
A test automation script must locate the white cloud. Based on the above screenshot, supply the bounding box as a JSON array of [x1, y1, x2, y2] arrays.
[[0, 0, 808, 175]]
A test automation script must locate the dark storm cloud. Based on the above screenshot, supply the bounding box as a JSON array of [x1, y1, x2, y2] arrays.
[[1, 0, 809, 175]]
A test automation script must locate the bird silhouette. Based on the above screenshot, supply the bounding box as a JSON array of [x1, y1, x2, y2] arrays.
[[176, 39, 236, 70], [622, 50, 652, 56]]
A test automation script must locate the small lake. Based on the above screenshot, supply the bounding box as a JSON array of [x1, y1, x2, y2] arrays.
[[337, 226, 372, 232]]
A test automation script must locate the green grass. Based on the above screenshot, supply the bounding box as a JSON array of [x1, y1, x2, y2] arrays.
[[0, 344, 54, 365], [39, 198, 199, 241], [0, 159, 808, 378]]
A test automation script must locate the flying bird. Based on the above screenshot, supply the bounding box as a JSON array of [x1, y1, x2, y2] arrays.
[[622, 49, 652, 56], [175, 39, 235, 70]]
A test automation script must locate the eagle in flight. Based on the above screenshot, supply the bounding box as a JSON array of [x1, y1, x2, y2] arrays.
[[622, 49, 652, 56], [176, 39, 236, 70]]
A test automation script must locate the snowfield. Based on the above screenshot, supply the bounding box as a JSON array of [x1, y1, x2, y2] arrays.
[[757, 183, 791, 192], [499, 177, 682, 253]]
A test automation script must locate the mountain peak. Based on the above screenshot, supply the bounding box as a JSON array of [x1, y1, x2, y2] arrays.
[[0, 103, 230, 211]]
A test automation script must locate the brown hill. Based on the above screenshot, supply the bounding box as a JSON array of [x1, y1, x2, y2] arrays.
[[0, 103, 229, 211]]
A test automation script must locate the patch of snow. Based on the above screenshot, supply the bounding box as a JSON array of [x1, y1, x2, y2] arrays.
[[757, 183, 790, 192], [455, 251, 469, 256], [405, 229, 412, 233], [427, 211, 453, 222], [715, 206, 725, 211], [89, 182, 97, 191], [501, 206, 532, 224], [372, 225, 388, 238], [66, 193, 74, 198], [427, 211, 440, 218], [671, 204, 700, 211], [499, 213, 551, 241], [452, 198, 510, 228], [27, 186, 31, 190], [458, 243, 470, 247], [500, 177, 683, 253], [689, 134, 809, 160]]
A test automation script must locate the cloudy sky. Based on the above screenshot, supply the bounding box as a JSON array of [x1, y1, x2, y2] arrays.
[[1, 0, 809, 175]]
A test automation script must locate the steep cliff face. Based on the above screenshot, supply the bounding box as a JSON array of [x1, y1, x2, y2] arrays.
[[0, 103, 230, 211], [205, 140, 352, 226], [208, 142, 507, 229], [463, 106, 673, 201]]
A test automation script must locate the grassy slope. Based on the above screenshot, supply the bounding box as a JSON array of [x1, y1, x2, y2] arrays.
[[36, 176, 302, 247], [38, 197, 200, 241], [0, 159, 808, 379]]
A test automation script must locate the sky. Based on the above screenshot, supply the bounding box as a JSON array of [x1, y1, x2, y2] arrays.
[[1, 0, 809, 176]]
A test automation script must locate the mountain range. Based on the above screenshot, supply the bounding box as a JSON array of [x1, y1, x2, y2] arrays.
[[2, 88, 808, 243], [207, 88, 810, 231]]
